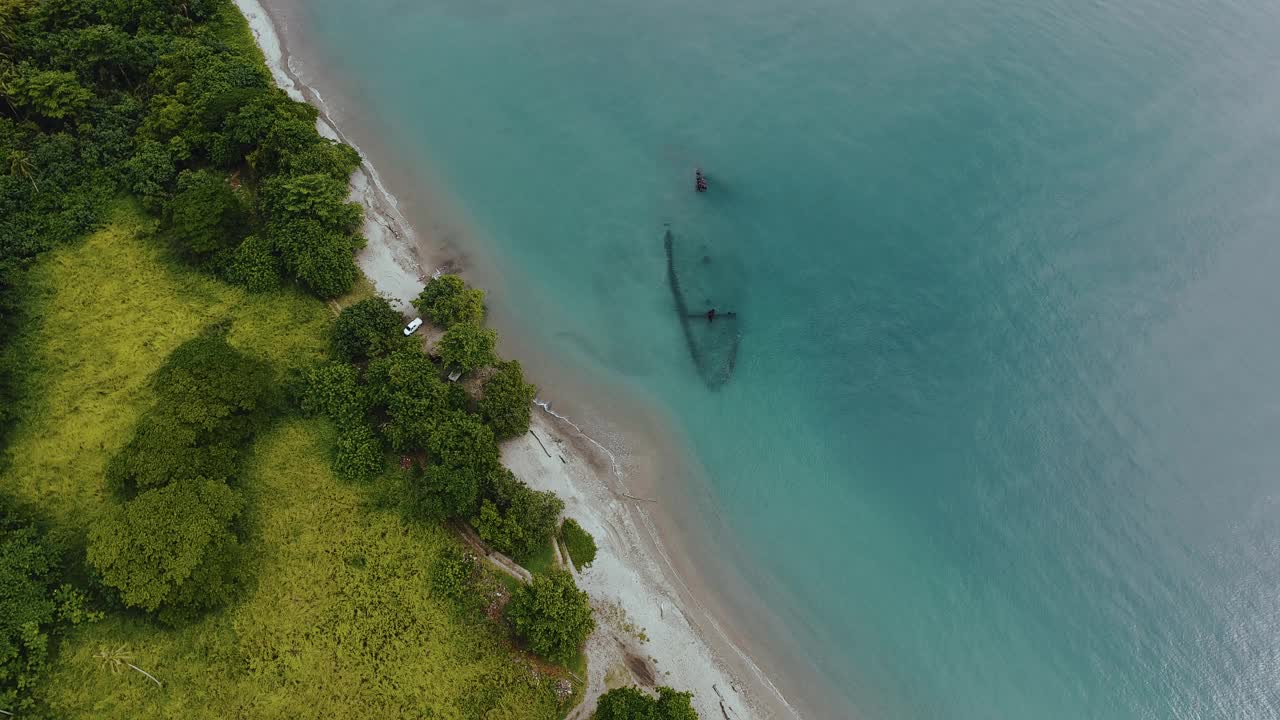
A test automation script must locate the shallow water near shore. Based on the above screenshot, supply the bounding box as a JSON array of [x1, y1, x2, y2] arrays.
[[274, 1, 1280, 717]]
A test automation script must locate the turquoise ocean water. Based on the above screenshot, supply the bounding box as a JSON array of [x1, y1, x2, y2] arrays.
[[287, 0, 1280, 717]]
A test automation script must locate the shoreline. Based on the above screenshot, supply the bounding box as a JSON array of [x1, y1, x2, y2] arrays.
[[230, 2, 805, 719]]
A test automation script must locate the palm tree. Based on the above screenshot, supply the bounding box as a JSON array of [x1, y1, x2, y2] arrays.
[[9, 149, 37, 191], [94, 645, 163, 688]]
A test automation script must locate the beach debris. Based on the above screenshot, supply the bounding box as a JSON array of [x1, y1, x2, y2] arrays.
[[711, 684, 739, 720], [530, 429, 553, 457], [620, 492, 657, 504]]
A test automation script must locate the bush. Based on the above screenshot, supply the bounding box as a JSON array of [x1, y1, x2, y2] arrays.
[[594, 686, 699, 720], [300, 361, 366, 423], [559, 518, 597, 569], [505, 569, 593, 665], [480, 360, 536, 439], [431, 541, 477, 603], [333, 423, 384, 483], [437, 321, 496, 375], [333, 296, 404, 361], [413, 274, 484, 329]]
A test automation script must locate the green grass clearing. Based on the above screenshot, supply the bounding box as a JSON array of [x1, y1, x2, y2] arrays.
[[518, 539, 560, 578]]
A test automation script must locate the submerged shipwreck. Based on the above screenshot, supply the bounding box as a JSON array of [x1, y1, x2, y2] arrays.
[[664, 226, 741, 389]]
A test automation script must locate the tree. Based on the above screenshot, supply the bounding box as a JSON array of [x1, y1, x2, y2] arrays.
[[107, 327, 272, 495], [412, 274, 484, 329], [505, 569, 594, 665], [475, 468, 563, 559], [426, 409, 499, 471], [0, 502, 98, 714], [269, 217, 360, 299], [437, 321, 496, 375], [332, 296, 404, 361], [368, 348, 462, 452], [122, 138, 177, 210], [282, 139, 361, 182], [480, 360, 536, 439], [481, 461, 563, 558], [404, 463, 480, 522], [260, 173, 361, 232], [5, 66, 93, 122], [559, 518, 597, 569], [594, 686, 699, 720], [105, 411, 239, 493], [472, 499, 523, 555], [593, 687, 652, 719], [151, 325, 273, 435], [652, 687, 699, 720], [164, 169, 247, 260], [87, 478, 243, 619]]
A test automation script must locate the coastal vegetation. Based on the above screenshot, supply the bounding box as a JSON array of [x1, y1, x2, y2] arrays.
[[594, 686, 699, 720], [0, 1, 620, 716], [506, 570, 595, 666], [413, 272, 486, 328], [560, 518, 598, 569], [482, 359, 538, 440]]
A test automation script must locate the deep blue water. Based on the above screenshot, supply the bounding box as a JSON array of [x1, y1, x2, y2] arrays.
[[290, 0, 1280, 717]]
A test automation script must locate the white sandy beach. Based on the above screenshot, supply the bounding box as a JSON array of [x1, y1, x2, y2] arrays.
[[232, 2, 803, 718]]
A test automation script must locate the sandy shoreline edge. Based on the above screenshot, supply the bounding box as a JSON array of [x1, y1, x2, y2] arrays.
[[229, 2, 803, 719]]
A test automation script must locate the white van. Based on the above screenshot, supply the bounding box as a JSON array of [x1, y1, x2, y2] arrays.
[[403, 317, 423, 336]]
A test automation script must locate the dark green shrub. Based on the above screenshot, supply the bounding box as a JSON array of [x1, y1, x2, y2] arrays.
[[333, 423, 383, 483], [594, 686, 699, 720], [559, 518, 597, 569], [431, 541, 476, 603]]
